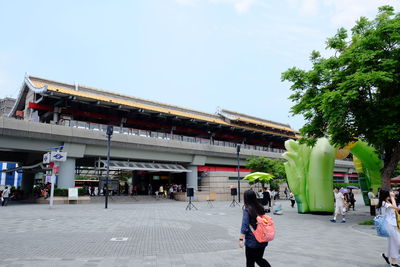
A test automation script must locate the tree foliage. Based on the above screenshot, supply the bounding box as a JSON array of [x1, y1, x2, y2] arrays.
[[281, 6, 400, 188], [246, 156, 286, 181]]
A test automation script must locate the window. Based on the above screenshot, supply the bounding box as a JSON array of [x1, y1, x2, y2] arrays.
[[228, 176, 244, 180], [333, 176, 344, 183]]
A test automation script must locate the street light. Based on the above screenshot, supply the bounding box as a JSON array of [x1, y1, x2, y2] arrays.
[[237, 144, 241, 203], [105, 125, 113, 209]]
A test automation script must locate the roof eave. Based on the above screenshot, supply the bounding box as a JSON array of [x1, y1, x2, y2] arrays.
[[8, 75, 49, 118]]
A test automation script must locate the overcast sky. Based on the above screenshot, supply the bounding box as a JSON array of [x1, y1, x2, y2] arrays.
[[1, 0, 399, 130]]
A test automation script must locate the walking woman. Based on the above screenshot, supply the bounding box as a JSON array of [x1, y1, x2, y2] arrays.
[[289, 192, 295, 208], [239, 190, 271, 267], [378, 189, 400, 266]]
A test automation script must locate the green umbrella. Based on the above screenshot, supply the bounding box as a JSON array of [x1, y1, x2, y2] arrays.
[[243, 172, 274, 184]]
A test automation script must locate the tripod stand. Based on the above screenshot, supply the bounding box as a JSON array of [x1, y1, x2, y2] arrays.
[[229, 195, 240, 207], [186, 197, 198, 210]]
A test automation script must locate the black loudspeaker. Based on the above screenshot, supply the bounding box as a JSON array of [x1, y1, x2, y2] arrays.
[[187, 188, 194, 197], [106, 125, 114, 136], [231, 188, 237, 196]]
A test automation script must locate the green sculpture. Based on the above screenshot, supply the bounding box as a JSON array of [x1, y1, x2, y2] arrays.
[[283, 138, 336, 213], [347, 141, 382, 205], [283, 137, 382, 213]]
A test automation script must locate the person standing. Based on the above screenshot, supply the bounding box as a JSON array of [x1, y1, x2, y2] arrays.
[[378, 189, 400, 267], [347, 189, 356, 211], [284, 187, 289, 199], [2, 186, 10, 206], [90, 184, 95, 196], [263, 188, 271, 208], [330, 187, 346, 223], [239, 190, 271, 267], [289, 192, 295, 208], [368, 188, 377, 216]]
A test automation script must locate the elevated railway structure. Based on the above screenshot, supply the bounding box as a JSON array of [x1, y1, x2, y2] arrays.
[[0, 76, 354, 197]]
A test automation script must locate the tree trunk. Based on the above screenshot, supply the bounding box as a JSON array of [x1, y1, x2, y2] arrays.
[[381, 143, 400, 189]]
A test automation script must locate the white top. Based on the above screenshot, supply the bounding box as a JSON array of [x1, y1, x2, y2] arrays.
[[380, 201, 397, 226], [334, 192, 344, 207], [2, 189, 9, 198], [368, 192, 375, 199]]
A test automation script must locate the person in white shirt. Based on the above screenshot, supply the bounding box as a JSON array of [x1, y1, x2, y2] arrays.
[[368, 188, 376, 200], [368, 188, 377, 215], [330, 187, 346, 223], [2, 186, 10, 206], [378, 189, 400, 267]]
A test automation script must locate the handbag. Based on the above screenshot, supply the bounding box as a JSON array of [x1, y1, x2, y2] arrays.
[[395, 210, 400, 232], [374, 208, 389, 237]]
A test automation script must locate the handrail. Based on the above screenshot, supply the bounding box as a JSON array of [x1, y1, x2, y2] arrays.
[[59, 119, 287, 153]]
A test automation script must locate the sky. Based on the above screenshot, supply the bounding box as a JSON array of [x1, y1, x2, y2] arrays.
[[0, 0, 399, 130]]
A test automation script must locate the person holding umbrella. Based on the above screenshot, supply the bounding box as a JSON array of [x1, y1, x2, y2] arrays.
[[346, 188, 356, 211], [330, 187, 347, 223]]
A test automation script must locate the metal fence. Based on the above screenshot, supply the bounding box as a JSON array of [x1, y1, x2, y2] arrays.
[[60, 119, 286, 154]]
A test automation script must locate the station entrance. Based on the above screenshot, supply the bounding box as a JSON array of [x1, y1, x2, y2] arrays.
[[96, 160, 191, 195]]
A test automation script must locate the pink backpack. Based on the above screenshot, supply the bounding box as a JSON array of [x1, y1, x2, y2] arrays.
[[249, 214, 275, 243]]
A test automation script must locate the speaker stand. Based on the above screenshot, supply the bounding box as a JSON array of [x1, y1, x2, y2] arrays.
[[229, 196, 240, 207], [186, 198, 198, 210]]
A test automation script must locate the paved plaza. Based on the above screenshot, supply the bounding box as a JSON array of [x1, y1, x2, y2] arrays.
[[0, 195, 388, 267]]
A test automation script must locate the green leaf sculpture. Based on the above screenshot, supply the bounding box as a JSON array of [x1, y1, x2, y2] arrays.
[[283, 137, 335, 213]]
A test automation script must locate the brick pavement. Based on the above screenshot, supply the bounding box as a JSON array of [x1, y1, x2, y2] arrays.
[[0, 195, 388, 266]]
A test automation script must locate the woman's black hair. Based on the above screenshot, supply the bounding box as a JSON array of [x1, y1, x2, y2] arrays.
[[243, 189, 265, 218], [377, 189, 390, 209]]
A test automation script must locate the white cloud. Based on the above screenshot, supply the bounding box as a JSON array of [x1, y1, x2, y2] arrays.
[[285, 0, 319, 16], [325, 0, 400, 28], [234, 0, 257, 14]]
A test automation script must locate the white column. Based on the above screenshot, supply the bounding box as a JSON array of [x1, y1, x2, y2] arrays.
[[186, 165, 198, 191], [13, 166, 19, 187], [344, 172, 349, 183], [0, 162, 5, 185], [57, 158, 76, 189]]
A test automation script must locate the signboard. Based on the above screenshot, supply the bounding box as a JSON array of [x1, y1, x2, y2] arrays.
[[43, 152, 50, 164], [99, 178, 120, 192], [50, 152, 67, 162], [68, 188, 78, 201]]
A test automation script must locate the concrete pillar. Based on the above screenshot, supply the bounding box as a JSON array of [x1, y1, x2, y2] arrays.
[[57, 158, 76, 189], [21, 172, 35, 194], [186, 165, 198, 191], [344, 172, 349, 183]]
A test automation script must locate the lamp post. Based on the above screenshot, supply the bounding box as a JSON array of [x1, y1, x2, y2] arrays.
[[105, 125, 113, 209], [237, 144, 241, 203]]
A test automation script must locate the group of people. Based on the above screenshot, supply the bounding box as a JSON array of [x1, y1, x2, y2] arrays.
[[330, 187, 356, 223], [155, 184, 185, 200]]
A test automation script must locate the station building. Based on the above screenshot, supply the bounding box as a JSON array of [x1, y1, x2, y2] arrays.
[[0, 75, 355, 199]]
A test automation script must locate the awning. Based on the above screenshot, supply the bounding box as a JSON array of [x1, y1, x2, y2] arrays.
[[391, 176, 400, 184], [96, 160, 191, 173], [333, 172, 358, 177]]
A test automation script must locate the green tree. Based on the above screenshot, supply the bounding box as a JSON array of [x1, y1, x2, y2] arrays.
[[282, 6, 400, 189], [246, 156, 286, 181]]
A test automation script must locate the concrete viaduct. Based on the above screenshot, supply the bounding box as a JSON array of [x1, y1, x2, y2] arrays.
[[0, 116, 354, 193]]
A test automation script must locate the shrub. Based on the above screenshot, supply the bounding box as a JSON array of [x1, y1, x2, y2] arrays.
[[333, 183, 359, 189], [358, 220, 374, 225], [54, 188, 85, 196]]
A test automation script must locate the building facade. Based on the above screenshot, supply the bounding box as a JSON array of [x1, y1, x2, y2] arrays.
[[0, 75, 355, 199]]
